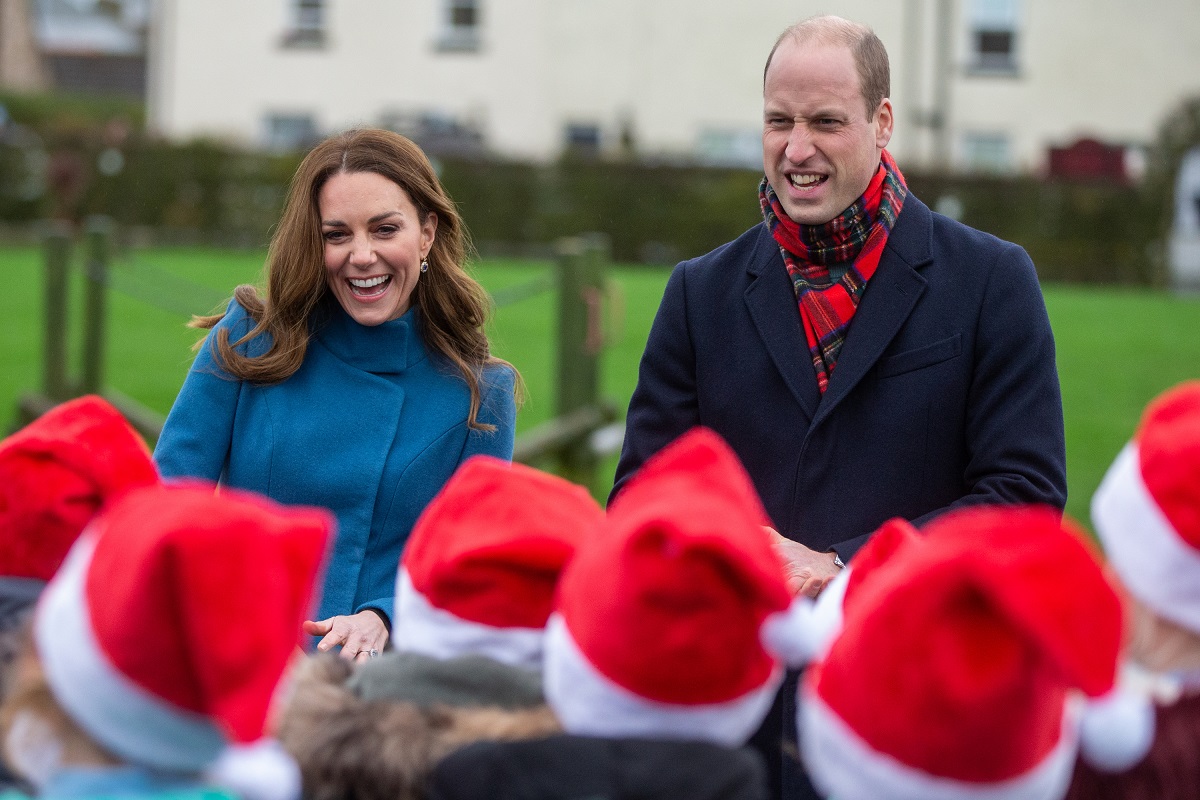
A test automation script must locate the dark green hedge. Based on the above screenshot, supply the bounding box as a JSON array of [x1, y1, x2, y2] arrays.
[[0, 89, 1169, 284], [902, 174, 1161, 286], [441, 162, 1162, 285]]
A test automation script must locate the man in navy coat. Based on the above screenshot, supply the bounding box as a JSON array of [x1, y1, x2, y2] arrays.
[[611, 15, 1067, 800]]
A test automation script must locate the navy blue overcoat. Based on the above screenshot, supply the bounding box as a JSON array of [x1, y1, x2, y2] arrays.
[[613, 194, 1067, 559]]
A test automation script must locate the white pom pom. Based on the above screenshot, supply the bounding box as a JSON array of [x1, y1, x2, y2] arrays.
[[761, 590, 840, 667], [206, 739, 302, 800], [812, 566, 850, 639], [1079, 688, 1156, 772]]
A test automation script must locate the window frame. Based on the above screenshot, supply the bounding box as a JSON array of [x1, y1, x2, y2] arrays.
[[965, 0, 1021, 76], [281, 0, 326, 49], [435, 0, 482, 54]]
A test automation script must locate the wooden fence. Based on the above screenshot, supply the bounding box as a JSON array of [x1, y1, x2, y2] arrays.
[[17, 217, 621, 491]]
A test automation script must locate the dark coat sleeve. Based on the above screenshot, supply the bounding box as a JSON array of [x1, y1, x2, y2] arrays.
[[829, 237, 1067, 557], [609, 264, 701, 504], [928, 241, 1065, 512]]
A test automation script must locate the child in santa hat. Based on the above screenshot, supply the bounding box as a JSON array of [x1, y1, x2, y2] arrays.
[[0, 482, 332, 800], [426, 427, 809, 800], [775, 504, 1153, 800], [1066, 380, 1200, 799], [0, 397, 158, 719], [277, 455, 601, 800]]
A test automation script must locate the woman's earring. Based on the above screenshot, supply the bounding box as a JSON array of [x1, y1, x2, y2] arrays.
[[420, 258, 429, 273]]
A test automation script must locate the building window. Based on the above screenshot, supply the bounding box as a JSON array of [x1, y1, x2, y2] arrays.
[[264, 114, 318, 153], [695, 128, 762, 169], [436, 0, 481, 53], [563, 123, 601, 158], [377, 110, 487, 158], [282, 0, 326, 49], [962, 132, 1012, 173], [967, 0, 1020, 75]]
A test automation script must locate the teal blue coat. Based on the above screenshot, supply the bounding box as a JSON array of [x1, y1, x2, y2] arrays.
[[154, 297, 516, 626]]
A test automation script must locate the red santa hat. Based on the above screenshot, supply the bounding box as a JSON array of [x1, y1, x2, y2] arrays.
[[840, 517, 923, 609], [544, 427, 798, 746], [394, 455, 603, 669], [0, 395, 158, 584], [1092, 380, 1200, 634], [34, 482, 332, 798], [795, 506, 1153, 800]]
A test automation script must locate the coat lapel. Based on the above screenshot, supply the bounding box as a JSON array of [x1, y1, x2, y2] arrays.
[[812, 196, 934, 430], [744, 227, 821, 422]]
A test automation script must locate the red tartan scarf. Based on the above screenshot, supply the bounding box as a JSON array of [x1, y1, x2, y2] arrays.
[[759, 149, 907, 394]]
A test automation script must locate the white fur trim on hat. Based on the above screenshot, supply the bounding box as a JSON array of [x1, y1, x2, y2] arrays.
[[1092, 443, 1200, 633], [798, 684, 1079, 800], [35, 533, 226, 771], [543, 614, 782, 746], [393, 569, 544, 670], [206, 739, 301, 800]]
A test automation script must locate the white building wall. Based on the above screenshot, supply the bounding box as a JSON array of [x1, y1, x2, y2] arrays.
[[946, 0, 1200, 172], [146, 0, 1200, 173]]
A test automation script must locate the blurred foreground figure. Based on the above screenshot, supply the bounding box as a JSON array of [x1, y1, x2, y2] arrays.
[[0, 396, 157, 790], [1067, 381, 1200, 799], [278, 457, 598, 800], [787, 505, 1152, 800], [0, 484, 331, 800], [429, 428, 812, 800]]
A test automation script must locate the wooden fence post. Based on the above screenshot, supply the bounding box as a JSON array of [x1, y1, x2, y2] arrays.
[[41, 221, 72, 401], [80, 215, 112, 395], [554, 233, 611, 489]]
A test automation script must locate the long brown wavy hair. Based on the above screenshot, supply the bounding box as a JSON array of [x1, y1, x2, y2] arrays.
[[193, 128, 517, 430]]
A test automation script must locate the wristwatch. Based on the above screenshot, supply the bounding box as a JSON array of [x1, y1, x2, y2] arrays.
[[832, 552, 845, 569]]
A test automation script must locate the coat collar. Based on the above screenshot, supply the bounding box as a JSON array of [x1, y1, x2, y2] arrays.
[[313, 295, 429, 374], [744, 195, 934, 425]]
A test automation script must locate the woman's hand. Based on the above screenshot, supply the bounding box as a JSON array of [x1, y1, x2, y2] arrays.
[[302, 611, 389, 663]]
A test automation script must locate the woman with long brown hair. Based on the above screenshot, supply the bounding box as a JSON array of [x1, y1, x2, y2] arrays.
[[154, 128, 518, 660]]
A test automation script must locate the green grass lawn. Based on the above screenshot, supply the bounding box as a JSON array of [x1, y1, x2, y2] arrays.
[[1044, 285, 1200, 524], [2, 242, 1198, 525]]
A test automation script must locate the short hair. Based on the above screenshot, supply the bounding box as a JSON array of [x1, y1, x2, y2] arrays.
[[276, 654, 561, 800], [764, 15, 891, 121]]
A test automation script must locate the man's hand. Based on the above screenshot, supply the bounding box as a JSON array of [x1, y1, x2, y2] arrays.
[[763, 526, 841, 598]]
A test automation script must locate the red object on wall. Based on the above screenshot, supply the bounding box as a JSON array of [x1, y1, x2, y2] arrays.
[[1047, 138, 1128, 183]]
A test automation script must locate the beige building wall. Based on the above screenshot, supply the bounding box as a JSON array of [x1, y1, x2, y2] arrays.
[[146, 0, 1200, 173], [0, 0, 48, 91], [942, 0, 1200, 173]]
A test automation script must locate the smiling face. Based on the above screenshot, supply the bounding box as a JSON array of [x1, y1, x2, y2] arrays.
[[763, 37, 893, 226], [319, 170, 437, 326]]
